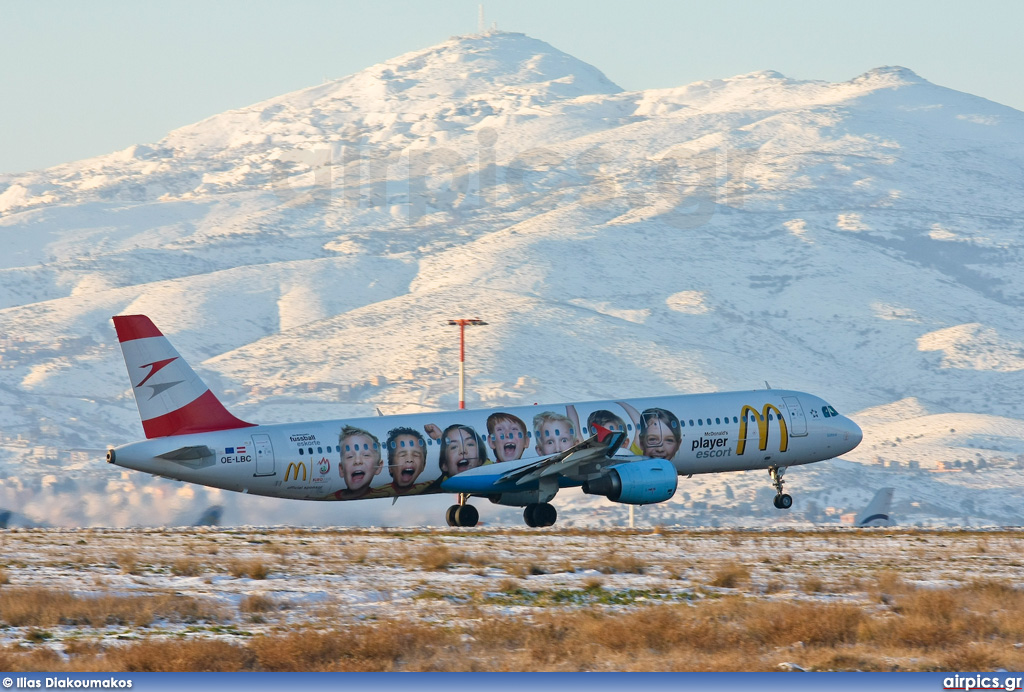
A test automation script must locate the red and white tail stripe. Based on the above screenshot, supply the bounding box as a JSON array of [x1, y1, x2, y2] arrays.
[[112, 315, 254, 438]]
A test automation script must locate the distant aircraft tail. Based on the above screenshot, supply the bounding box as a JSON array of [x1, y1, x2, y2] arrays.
[[193, 505, 224, 527], [112, 315, 255, 438], [855, 487, 895, 527]]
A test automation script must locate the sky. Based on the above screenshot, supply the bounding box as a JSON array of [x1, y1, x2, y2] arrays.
[[1, 0, 1022, 175]]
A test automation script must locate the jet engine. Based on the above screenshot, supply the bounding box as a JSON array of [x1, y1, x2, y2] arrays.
[[582, 459, 678, 505]]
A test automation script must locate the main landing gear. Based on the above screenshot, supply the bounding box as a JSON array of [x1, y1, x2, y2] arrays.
[[523, 502, 557, 527], [445, 493, 479, 527], [769, 465, 793, 510]]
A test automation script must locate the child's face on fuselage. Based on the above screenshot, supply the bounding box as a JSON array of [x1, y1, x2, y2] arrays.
[[641, 419, 679, 460], [535, 420, 574, 455], [443, 428, 482, 476], [490, 419, 527, 462], [389, 434, 425, 487], [341, 434, 381, 489]]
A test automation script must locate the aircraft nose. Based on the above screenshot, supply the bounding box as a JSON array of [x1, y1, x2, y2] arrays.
[[843, 417, 863, 452]]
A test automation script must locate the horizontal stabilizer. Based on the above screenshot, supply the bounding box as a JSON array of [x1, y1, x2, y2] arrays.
[[157, 445, 215, 461], [157, 445, 216, 469]]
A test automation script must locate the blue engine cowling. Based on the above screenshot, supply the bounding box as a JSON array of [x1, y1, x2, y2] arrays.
[[581, 458, 678, 505]]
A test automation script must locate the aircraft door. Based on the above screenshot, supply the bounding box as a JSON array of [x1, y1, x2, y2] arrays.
[[781, 396, 808, 437], [252, 434, 276, 476]]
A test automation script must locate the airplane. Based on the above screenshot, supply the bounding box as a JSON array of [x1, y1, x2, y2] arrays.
[[852, 487, 895, 527], [193, 505, 224, 527], [105, 315, 863, 527], [0, 508, 51, 529]]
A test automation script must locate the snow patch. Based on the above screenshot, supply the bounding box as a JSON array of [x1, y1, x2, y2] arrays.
[[917, 324, 1024, 372], [665, 291, 710, 315], [837, 213, 868, 232]]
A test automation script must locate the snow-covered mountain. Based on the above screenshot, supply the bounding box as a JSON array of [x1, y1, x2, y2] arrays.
[[2, 31, 1024, 527]]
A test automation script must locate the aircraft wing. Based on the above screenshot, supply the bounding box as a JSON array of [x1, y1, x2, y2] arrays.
[[499, 428, 628, 486], [440, 426, 628, 494]]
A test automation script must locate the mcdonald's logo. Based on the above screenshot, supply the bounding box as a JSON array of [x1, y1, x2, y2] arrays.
[[737, 403, 789, 455], [285, 461, 307, 482]]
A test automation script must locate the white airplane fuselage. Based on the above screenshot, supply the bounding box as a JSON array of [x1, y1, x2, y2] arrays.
[[106, 314, 862, 526], [109, 389, 861, 501]]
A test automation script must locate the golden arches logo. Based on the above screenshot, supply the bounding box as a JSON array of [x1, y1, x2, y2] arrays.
[[737, 404, 789, 455], [285, 462, 307, 482]]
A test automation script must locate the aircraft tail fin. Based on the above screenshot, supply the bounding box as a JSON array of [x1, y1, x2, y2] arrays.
[[855, 487, 895, 527], [112, 315, 255, 439]]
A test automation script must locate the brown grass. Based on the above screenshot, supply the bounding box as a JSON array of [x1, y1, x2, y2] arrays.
[[708, 562, 750, 588], [5, 528, 1024, 672], [0, 587, 224, 628], [584, 549, 647, 574], [171, 557, 204, 577], [114, 549, 140, 575], [229, 559, 270, 579], [801, 575, 827, 593], [239, 594, 277, 613], [414, 543, 462, 571], [0, 587, 1023, 671]]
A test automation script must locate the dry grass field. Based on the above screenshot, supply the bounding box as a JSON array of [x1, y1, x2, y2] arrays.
[[1, 527, 1023, 671]]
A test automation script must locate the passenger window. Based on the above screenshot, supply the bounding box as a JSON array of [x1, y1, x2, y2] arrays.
[[308, 448, 314, 455], [299, 448, 304, 455], [733, 417, 738, 423], [698, 419, 703, 426], [715, 418, 720, 425], [689, 420, 694, 427], [318, 447, 323, 454]]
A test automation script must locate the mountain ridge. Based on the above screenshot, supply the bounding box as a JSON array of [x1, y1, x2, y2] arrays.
[[1, 31, 1023, 527]]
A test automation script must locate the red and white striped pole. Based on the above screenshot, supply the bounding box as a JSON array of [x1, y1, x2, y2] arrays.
[[447, 319, 487, 409]]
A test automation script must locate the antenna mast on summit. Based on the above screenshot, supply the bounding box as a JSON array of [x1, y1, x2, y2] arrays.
[[478, 4, 485, 34]]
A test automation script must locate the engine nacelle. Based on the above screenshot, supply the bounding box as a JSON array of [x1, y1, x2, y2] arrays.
[[582, 459, 678, 505]]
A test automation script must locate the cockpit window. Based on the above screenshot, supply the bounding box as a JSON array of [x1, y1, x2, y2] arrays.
[[822, 406, 831, 418], [828, 405, 839, 416]]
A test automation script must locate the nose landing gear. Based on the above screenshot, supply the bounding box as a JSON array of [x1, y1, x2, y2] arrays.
[[769, 466, 793, 510]]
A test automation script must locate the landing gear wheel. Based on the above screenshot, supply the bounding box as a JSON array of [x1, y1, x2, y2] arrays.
[[773, 493, 793, 510], [445, 505, 459, 526], [524, 504, 537, 527], [454, 504, 479, 527], [535, 502, 557, 527], [524, 502, 557, 527]]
